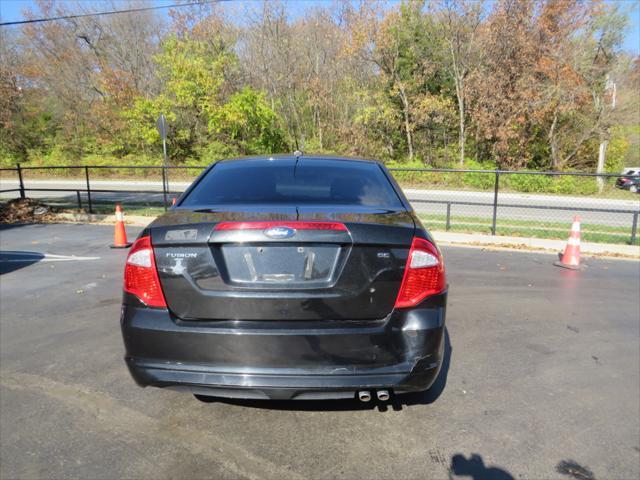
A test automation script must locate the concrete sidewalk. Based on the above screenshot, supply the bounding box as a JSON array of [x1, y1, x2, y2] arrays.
[[431, 231, 640, 259]]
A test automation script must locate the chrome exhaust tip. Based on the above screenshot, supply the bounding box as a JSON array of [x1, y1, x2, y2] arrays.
[[358, 391, 371, 402], [377, 390, 390, 401]]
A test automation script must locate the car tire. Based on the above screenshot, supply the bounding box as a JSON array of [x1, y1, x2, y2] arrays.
[[193, 394, 217, 403], [630, 185, 639, 193]]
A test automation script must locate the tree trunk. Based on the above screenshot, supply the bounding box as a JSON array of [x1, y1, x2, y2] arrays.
[[458, 95, 465, 166], [452, 65, 466, 166], [315, 105, 323, 151], [397, 84, 413, 161], [548, 110, 559, 170], [450, 40, 466, 167], [597, 139, 608, 193], [475, 130, 479, 162]]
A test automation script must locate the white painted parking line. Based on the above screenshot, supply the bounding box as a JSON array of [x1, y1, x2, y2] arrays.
[[0, 251, 100, 262]]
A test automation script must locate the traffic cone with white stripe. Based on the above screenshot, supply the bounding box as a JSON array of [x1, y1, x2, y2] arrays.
[[554, 216, 582, 269], [110, 204, 132, 249]]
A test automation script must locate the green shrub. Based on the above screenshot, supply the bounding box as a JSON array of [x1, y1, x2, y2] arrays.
[[26, 145, 73, 166], [606, 128, 630, 173], [387, 160, 432, 185], [501, 173, 598, 195], [0, 144, 19, 168], [195, 141, 236, 164], [550, 175, 598, 195], [504, 172, 554, 192], [430, 145, 458, 167], [300, 137, 341, 156], [461, 159, 496, 190]]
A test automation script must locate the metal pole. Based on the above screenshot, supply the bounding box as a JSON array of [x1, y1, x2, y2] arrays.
[[161, 166, 168, 211], [17, 163, 25, 199], [631, 212, 638, 245], [446, 202, 451, 231], [85, 166, 93, 213], [76, 190, 82, 210], [162, 137, 169, 196], [491, 172, 500, 236]]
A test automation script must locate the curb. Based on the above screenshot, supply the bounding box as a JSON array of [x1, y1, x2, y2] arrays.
[[56, 212, 153, 226]]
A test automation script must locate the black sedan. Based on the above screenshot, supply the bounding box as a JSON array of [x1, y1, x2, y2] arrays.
[[120, 156, 447, 402], [615, 169, 640, 193]]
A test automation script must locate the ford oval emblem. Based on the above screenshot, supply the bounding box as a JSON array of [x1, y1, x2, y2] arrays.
[[264, 226, 296, 239]]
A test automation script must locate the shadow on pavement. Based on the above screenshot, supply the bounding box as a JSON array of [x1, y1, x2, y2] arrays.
[[208, 328, 452, 412], [449, 453, 514, 480], [0, 250, 45, 275], [0, 222, 46, 231]]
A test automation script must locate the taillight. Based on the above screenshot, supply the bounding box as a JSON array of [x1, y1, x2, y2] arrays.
[[123, 235, 167, 308], [394, 237, 446, 308], [214, 221, 347, 231]]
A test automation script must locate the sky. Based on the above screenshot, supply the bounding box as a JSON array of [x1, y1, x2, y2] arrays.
[[1, 0, 639, 55]]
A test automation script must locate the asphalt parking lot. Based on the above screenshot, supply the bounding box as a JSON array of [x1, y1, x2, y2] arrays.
[[1, 223, 639, 480]]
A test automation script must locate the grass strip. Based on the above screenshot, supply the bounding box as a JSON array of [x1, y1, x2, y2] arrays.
[[419, 216, 639, 246]]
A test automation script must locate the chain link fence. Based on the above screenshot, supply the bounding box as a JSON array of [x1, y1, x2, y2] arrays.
[[390, 168, 639, 246], [0, 164, 200, 216], [1, 164, 638, 245]]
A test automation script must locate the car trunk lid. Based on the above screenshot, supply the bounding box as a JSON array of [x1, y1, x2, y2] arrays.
[[151, 206, 415, 320]]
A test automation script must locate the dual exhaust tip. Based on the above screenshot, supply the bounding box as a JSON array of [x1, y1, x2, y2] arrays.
[[358, 390, 390, 402]]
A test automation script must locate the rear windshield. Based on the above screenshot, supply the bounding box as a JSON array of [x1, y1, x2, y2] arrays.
[[181, 159, 404, 208]]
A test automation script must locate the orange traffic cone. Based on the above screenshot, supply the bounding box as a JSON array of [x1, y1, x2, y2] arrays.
[[110, 204, 132, 249], [554, 216, 582, 269]]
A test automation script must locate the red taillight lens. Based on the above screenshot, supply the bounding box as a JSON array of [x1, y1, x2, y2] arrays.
[[394, 237, 446, 308], [214, 221, 347, 231], [123, 235, 167, 308]]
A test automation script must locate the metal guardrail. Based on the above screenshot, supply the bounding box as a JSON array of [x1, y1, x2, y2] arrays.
[[1, 163, 639, 244]]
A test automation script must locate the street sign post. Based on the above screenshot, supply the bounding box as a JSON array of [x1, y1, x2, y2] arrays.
[[156, 114, 167, 141], [156, 114, 169, 209]]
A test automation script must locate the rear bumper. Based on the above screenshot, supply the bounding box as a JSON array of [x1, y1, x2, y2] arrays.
[[121, 292, 446, 400]]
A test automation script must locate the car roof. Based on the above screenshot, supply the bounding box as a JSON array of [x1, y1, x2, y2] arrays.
[[215, 154, 383, 166]]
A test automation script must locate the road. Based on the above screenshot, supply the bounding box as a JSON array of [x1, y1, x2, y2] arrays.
[[1, 223, 638, 479], [1, 179, 639, 228]]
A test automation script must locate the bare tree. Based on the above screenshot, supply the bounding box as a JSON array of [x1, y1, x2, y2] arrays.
[[239, 1, 302, 143], [435, 0, 482, 165]]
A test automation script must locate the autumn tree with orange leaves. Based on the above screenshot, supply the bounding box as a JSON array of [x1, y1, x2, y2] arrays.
[[0, 0, 636, 173]]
